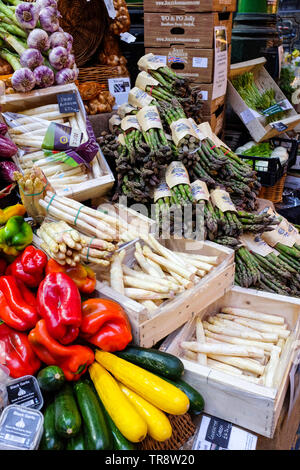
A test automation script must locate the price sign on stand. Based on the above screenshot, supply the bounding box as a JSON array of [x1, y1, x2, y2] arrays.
[[192, 415, 257, 450], [271, 122, 288, 132], [57, 93, 79, 114], [108, 77, 131, 109]]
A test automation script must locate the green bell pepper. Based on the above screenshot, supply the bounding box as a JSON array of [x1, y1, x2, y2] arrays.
[[0, 216, 33, 256]]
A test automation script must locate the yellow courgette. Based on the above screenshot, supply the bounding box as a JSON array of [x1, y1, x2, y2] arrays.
[[95, 350, 190, 415], [119, 382, 172, 442], [89, 362, 147, 443]]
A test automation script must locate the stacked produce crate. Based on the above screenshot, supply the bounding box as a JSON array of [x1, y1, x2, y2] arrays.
[[143, 0, 236, 135]]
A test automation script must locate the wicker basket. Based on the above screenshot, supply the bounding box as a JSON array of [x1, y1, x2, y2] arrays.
[[57, 0, 108, 66], [258, 174, 287, 204], [78, 66, 129, 88], [137, 413, 196, 451]]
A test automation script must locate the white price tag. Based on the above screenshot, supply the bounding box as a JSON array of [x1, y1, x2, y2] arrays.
[[192, 57, 208, 68], [199, 90, 208, 100], [120, 32, 136, 43], [103, 0, 116, 18], [108, 77, 131, 108]]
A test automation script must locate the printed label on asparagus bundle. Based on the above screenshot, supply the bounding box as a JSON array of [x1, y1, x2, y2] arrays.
[[153, 181, 172, 202], [117, 134, 126, 146], [170, 118, 198, 147], [239, 234, 274, 257], [262, 226, 296, 248], [121, 115, 141, 131], [165, 161, 190, 188], [135, 71, 160, 92], [277, 216, 300, 245], [190, 180, 210, 202], [210, 189, 237, 213], [137, 105, 163, 132], [117, 103, 137, 119], [188, 118, 206, 141], [109, 114, 121, 132], [128, 87, 154, 108], [138, 53, 165, 72], [42, 123, 83, 151]]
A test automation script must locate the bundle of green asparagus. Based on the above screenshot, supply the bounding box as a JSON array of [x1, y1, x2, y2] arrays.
[[236, 210, 280, 233]]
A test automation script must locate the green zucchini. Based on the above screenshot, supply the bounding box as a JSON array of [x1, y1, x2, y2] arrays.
[[39, 402, 64, 450], [115, 346, 184, 379], [66, 430, 85, 451], [54, 383, 81, 439], [73, 379, 113, 450], [102, 405, 135, 450], [160, 376, 204, 415], [37, 365, 65, 392]]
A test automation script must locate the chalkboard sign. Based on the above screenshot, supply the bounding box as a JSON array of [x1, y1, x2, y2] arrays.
[[205, 417, 232, 448], [57, 93, 79, 114], [271, 122, 288, 132]]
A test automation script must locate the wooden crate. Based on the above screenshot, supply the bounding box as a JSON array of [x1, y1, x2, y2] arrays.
[[0, 84, 115, 202], [228, 57, 300, 142], [144, 12, 232, 49], [192, 83, 226, 114], [161, 286, 300, 438], [93, 239, 235, 347], [144, 0, 236, 13]]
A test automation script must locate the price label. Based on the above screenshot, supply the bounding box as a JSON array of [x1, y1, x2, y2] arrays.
[[271, 122, 288, 132], [108, 77, 131, 108], [57, 93, 79, 114]]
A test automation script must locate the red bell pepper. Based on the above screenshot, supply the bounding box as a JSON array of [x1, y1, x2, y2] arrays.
[[80, 298, 132, 352], [6, 245, 47, 288], [45, 258, 96, 294], [0, 275, 38, 331], [37, 272, 82, 345], [0, 322, 41, 378], [28, 319, 94, 381]]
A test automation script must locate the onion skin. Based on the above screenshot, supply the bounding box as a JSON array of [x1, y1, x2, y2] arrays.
[[20, 49, 44, 70], [27, 29, 50, 52], [33, 65, 54, 88], [11, 68, 36, 93], [0, 161, 19, 182], [55, 68, 75, 85]]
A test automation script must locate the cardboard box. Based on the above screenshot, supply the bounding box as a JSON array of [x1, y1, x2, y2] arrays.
[[144, 0, 236, 13], [191, 83, 226, 114], [161, 286, 300, 438], [144, 12, 232, 48], [202, 104, 225, 135], [145, 46, 214, 83], [228, 57, 300, 142]]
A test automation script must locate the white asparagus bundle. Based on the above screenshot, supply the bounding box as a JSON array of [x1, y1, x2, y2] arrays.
[[217, 314, 290, 339], [196, 319, 207, 365], [181, 341, 265, 358], [21, 104, 59, 116], [207, 354, 265, 375], [124, 288, 174, 300], [204, 329, 274, 353], [110, 251, 125, 294], [263, 347, 281, 388], [207, 358, 243, 376], [211, 317, 279, 342], [221, 308, 285, 325], [203, 320, 278, 343]]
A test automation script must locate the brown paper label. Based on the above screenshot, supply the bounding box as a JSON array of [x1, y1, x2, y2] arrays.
[[210, 189, 237, 213], [190, 180, 210, 202], [170, 118, 197, 146], [262, 226, 296, 248], [239, 233, 274, 257], [188, 118, 205, 141], [121, 115, 141, 131], [108, 114, 121, 133], [165, 161, 190, 188], [153, 180, 172, 202], [117, 103, 137, 119], [138, 53, 165, 72], [128, 87, 154, 108], [135, 71, 159, 92], [137, 105, 163, 132]]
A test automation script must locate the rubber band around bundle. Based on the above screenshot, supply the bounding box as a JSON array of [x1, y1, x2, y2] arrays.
[[148, 85, 154, 96], [223, 149, 230, 155], [20, 181, 49, 197], [46, 193, 56, 212], [210, 145, 217, 150], [86, 237, 96, 263], [74, 205, 84, 226]]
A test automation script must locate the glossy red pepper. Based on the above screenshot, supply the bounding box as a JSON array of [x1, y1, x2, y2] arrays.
[[45, 258, 96, 294], [6, 245, 47, 288], [0, 275, 38, 331], [0, 323, 41, 378], [28, 320, 94, 381], [80, 298, 132, 352], [37, 272, 82, 345]]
